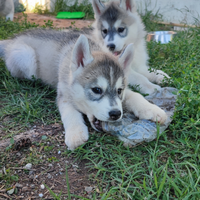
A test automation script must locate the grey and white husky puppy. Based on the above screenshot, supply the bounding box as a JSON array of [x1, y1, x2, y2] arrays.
[[0, 29, 167, 150], [92, 0, 170, 94], [0, 0, 14, 21]]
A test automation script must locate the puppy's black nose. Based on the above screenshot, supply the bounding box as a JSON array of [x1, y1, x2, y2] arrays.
[[109, 110, 121, 120], [107, 44, 115, 52]]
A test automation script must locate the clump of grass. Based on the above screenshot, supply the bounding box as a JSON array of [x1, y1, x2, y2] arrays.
[[33, 2, 52, 15], [0, 17, 59, 133], [0, 14, 38, 40]]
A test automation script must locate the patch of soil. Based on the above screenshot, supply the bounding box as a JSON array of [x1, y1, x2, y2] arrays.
[[14, 13, 94, 29], [0, 124, 97, 199]]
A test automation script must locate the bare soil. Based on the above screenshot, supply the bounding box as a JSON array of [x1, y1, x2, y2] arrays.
[[14, 13, 94, 29], [0, 124, 97, 199]]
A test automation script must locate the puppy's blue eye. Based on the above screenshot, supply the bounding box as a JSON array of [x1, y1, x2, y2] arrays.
[[92, 87, 102, 94]]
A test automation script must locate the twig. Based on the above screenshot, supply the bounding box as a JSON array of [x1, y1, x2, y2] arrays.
[[0, 193, 10, 199], [10, 167, 36, 171]]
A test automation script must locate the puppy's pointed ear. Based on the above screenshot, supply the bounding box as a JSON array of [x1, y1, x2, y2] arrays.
[[119, 0, 136, 12], [71, 35, 94, 71], [92, 0, 105, 18], [118, 44, 134, 74]]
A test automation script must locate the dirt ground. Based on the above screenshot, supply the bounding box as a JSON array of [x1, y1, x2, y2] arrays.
[[14, 13, 94, 29], [0, 13, 97, 200], [0, 123, 98, 199]]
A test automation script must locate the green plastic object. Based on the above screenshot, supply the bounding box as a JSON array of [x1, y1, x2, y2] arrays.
[[56, 12, 85, 19]]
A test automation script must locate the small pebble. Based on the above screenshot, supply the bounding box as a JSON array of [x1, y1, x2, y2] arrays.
[[39, 193, 43, 198], [15, 183, 23, 188], [85, 186, 93, 193], [40, 184, 45, 189], [47, 173, 52, 179], [22, 187, 28, 192], [16, 152, 21, 157], [60, 168, 64, 172], [24, 163, 32, 170], [29, 170, 34, 175]]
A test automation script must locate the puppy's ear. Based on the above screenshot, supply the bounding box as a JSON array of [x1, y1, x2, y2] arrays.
[[71, 35, 94, 71], [92, 0, 105, 18], [118, 44, 134, 74], [119, 0, 136, 12]]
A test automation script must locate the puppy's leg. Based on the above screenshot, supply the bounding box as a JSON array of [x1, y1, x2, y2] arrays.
[[5, 42, 37, 79], [57, 96, 89, 150], [136, 66, 170, 84], [124, 89, 167, 124], [6, 11, 14, 21], [128, 68, 161, 94]]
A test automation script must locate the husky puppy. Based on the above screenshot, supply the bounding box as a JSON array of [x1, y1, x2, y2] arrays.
[[0, 0, 14, 21], [0, 29, 167, 150], [92, 0, 170, 94]]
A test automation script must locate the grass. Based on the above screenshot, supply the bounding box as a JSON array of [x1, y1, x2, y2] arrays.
[[0, 11, 200, 200]]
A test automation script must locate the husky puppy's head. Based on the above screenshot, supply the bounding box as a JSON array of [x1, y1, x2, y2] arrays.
[[92, 0, 145, 56], [70, 35, 134, 131]]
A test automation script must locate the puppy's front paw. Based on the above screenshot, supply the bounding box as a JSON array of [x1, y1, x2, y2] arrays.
[[65, 125, 89, 150], [155, 70, 170, 84], [134, 104, 167, 124], [144, 84, 161, 95]]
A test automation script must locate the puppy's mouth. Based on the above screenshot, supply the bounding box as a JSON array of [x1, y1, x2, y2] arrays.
[[113, 51, 122, 56], [112, 45, 126, 57], [92, 117, 103, 132]]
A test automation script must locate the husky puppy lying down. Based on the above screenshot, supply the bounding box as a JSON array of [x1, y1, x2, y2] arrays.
[[0, 29, 167, 150], [92, 0, 170, 94]]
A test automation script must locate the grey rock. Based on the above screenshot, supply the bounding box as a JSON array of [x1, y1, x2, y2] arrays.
[[85, 186, 93, 193], [24, 163, 32, 170], [47, 173, 52, 179], [29, 170, 34, 175], [22, 187, 28, 192]]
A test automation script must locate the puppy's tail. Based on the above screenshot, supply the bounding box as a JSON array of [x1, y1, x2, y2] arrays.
[[0, 40, 8, 58]]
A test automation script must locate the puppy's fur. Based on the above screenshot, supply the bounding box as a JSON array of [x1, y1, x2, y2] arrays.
[[0, 29, 167, 150], [92, 0, 170, 94]]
